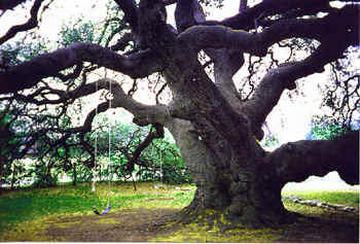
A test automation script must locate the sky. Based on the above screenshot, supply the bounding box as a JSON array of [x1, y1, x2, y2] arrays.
[[0, 0, 352, 145]]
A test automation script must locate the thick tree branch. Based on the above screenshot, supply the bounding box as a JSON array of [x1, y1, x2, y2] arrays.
[[110, 79, 171, 125], [0, 0, 44, 45], [110, 32, 134, 51], [175, 0, 244, 107], [0, 0, 28, 10], [211, 0, 333, 31], [125, 124, 164, 172], [0, 43, 163, 94], [15, 78, 171, 125], [175, 0, 205, 32], [266, 130, 359, 185], [239, 0, 248, 13], [178, 5, 358, 140], [113, 0, 138, 32], [244, 39, 353, 139], [179, 5, 358, 56], [163, 0, 177, 5]]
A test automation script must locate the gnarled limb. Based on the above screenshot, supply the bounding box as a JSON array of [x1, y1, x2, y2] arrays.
[[179, 5, 358, 56], [0, 0, 44, 45], [78, 78, 171, 127], [110, 79, 171, 125], [211, 0, 332, 31], [243, 39, 353, 139], [175, 0, 205, 32], [124, 123, 164, 172], [0, 0, 28, 10], [239, 0, 248, 13], [111, 32, 134, 51], [113, 0, 138, 32], [163, 0, 176, 6], [0, 43, 163, 94], [266, 130, 359, 185], [175, 0, 243, 107], [14, 77, 171, 125]]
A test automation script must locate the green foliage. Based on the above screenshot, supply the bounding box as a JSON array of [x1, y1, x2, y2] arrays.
[[0, 112, 14, 160], [142, 139, 192, 184], [59, 21, 95, 47], [58, 4, 125, 48], [0, 110, 25, 188], [260, 134, 279, 149], [31, 163, 58, 188], [310, 119, 348, 140], [1, 161, 28, 188], [91, 120, 192, 184], [0, 39, 47, 66]]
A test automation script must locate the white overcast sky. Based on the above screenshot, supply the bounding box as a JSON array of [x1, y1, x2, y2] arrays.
[[0, 0, 350, 145]]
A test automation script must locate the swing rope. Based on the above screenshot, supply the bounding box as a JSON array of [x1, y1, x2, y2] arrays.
[[91, 79, 99, 193], [107, 74, 112, 206], [92, 71, 113, 215]]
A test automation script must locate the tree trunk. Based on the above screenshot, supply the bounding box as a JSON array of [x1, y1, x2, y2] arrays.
[[10, 162, 16, 190], [72, 162, 77, 186], [166, 119, 292, 227], [0, 157, 4, 193]]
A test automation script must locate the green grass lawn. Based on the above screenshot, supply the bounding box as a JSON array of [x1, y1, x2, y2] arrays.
[[282, 189, 359, 207], [0, 182, 358, 242], [0, 182, 194, 235]]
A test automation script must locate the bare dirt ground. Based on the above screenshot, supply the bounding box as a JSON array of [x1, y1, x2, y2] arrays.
[[43, 207, 359, 242], [278, 212, 359, 243], [46, 208, 177, 242]]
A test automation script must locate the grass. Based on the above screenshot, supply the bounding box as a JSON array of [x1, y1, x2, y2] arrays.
[[0, 182, 194, 235], [282, 190, 359, 207], [0, 182, 358, 242]]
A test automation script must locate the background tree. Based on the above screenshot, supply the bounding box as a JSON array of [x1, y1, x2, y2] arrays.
[[0, 0, 358, 227]]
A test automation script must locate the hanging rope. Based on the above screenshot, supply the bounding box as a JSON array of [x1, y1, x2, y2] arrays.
[[93, 70, 113, 215], [91, 79, 99, 193], [107, 74, 112, 206]]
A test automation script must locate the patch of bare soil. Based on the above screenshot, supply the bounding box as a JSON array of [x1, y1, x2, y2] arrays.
[[44, 208, 359, 242], [46, 208, 178, 242], [278, 211, 359, 243]]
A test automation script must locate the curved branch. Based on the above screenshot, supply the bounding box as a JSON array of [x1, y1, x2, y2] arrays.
[[175, 1, 244, 106], [239, 0, 248, 13], [111, 32, 134, 51], [13, 77, 171, 128], [266, 130, 359, 185], [179, 5, 358, 55], [163, 0, 176, 5], [175, 0, 205, 32], [113, 0, 138, 32], [125, 124, 164, 172], [111, 79, 170, 125], [0, 0, 28, 10], [0, 43, 163, 94], [243, 39, 353, 139], [208, 0, 332, 31], [0, 0, 44, 45]]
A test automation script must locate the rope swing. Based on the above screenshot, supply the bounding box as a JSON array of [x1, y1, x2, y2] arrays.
[[92, 74, 113, 215]]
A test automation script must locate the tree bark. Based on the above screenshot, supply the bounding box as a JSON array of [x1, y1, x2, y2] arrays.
[[166, 114, 358, 227], [165, 118, 296, 227], [72, 162, 77, 186]]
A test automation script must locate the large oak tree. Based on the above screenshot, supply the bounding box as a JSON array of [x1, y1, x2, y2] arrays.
[[0, 0, 359, 226]]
